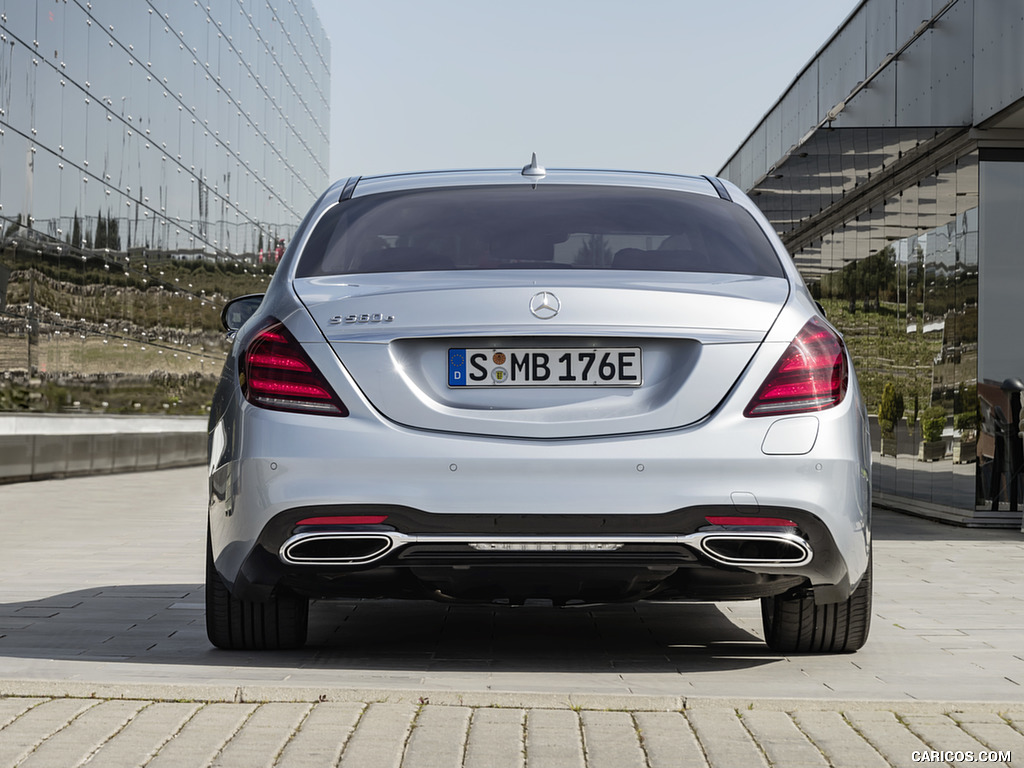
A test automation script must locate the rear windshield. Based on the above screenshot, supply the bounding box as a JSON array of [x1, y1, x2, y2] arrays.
[[295, 184, 784, 278]]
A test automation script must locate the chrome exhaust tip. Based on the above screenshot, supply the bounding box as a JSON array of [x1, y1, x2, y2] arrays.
[[279, 533, 394, 565], [697, 533, 812, 567]]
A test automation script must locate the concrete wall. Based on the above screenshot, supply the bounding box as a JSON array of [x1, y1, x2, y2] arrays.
[[0, 415, 206, 484]]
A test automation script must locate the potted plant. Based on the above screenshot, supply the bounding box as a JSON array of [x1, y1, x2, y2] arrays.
[[878, 382, 904, 457], [952, 411, 978, 464], [919, 405, 947, 461]]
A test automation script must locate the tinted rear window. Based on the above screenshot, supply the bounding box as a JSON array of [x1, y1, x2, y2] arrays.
[[295, 185, 784, 278]]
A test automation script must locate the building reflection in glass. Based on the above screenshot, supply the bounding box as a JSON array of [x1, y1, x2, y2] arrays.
[[791, 151, 980, 511], [0, 0, 328, 414]]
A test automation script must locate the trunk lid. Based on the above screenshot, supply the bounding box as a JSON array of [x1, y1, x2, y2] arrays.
[[294, 272, 789, 438]]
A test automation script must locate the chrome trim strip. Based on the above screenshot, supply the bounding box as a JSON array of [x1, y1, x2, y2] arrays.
[[278, 530, 813, 568]]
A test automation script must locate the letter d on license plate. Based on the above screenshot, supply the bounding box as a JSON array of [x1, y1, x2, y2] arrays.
[[448, 347, 641, 387]]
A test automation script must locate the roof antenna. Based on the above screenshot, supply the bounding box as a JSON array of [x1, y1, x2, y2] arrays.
[[521, 152, 546, 179]]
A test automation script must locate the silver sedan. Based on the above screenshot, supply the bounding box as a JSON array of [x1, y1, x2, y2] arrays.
[[206, 160, 872, 653]]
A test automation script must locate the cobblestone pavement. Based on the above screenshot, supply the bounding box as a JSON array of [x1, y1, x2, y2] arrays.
[[0, 689, 1022, 768]]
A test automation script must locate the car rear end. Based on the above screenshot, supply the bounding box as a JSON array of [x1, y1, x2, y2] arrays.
[[206, 168, 871, 652]]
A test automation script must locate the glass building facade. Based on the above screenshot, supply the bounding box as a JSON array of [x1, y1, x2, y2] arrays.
[[0, 0, 328, 414], [722, 0, 1024, 525]]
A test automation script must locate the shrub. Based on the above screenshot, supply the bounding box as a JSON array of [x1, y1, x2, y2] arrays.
[[954, 411, 977, 433], [921, 406, 947, 443], [878, 382, 904, 436]]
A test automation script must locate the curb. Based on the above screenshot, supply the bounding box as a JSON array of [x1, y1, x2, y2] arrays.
[[2, 680, 1023, 715]]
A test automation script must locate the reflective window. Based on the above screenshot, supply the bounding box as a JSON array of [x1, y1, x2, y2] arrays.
[[790, 145, 979, 511], [297, 186, 786, 278], [0, 0, 328, 413]]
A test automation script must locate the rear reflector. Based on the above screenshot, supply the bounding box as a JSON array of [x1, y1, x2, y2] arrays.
[[241, 321, 349, 416], [296, 516, 389, 526], [705, 516, 797, 527], [744, 318, 848, 417]]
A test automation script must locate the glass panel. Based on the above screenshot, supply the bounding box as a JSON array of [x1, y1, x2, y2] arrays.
[[1, 0, 321, 413], [977, 151, 1024, 513], [297, 186, 787, 278], [802, 136, 980, 512]]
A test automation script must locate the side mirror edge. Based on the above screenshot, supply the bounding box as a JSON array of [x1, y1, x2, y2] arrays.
[[221, 293, 265, 333]]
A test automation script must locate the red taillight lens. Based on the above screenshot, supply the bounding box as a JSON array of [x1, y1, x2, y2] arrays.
[[296, 516, 389, 526], [241, 322, 348, 416], [705, 516, 797, 527], [744, 318, 848, 417]]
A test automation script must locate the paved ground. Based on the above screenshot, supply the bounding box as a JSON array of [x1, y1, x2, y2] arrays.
[[0, 693, 1022, 767], [1, 467, 1023, 766]]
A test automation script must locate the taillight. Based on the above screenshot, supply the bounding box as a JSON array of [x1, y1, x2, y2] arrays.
[[744, 318, 848, 417], [240, 322, 349, 416]]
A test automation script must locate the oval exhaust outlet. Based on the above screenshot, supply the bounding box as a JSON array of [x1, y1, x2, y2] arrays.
[[699, 534, 811, 566], [280, 534, 394, 565]]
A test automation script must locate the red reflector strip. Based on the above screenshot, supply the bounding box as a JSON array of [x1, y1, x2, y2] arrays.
[[248, 376, 335, 400], [296, 516, 389, 526], [247, 352, 312, 371], [705, 516, 797, 527]]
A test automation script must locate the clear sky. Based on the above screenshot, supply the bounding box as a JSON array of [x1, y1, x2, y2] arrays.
[[310, 0, 858, 181]]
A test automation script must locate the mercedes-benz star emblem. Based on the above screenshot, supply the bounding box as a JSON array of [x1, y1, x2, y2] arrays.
[[529, 291, 561, 320]]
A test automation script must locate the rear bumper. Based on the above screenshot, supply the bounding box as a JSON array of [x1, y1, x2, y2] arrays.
[[222, 502, 856, 606], [209, 392, 871, 606]]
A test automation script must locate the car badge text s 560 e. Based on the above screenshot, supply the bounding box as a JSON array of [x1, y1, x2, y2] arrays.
[[329, 313, 396, 325]]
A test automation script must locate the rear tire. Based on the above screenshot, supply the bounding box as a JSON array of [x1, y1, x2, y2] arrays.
[[761, 553, 872, 653], [205, 527, 309, 650]]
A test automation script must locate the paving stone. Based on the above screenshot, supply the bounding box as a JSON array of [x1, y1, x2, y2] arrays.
[[633, 711, 708, 768], [18, 700, 146, 768], [790, 710, 889, 768], [955, 719, 1024, 761], [145, 702, 257, 768], [685, 709, 769, 768], [79, 701, 202, 768], [0, 698, 100, 768], [949, 712, 1012, 724], [275, 702, 364, 768], [526, 709, 585, 768], [211, 702, 311, 768], [844, 710, 936, 768], [402, 704, 471, 768], [2, 697, 1024, 767], [901, 713, 1010, 768], [738, 710, 830, 768], [464, 707, 525, 768], [0, 698, 46, 730], [579, 711, 646, 768], [336, 702, 417, 768]]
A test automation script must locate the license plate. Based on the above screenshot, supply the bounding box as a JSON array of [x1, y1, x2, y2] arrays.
[[448, 347, 642, 387]]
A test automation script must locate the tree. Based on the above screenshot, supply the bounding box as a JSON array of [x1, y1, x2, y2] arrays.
[[4, 213, 22, 238], [107, 212, 121, 251], [95, 208, 107, 249], [878, 381, 905, 437], [575, 234, 612, 267]]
